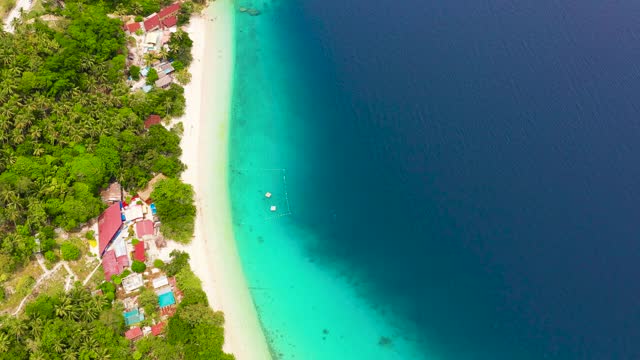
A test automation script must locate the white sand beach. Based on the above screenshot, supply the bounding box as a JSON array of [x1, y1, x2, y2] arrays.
[[177, 1, 271, 359]]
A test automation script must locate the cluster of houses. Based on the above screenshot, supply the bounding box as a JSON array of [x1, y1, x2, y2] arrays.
[[143, 61, 176, 91], [124, 3, 180, 35], [122, 273, 183, 341], [123, 3, 181, 91], [96, 174, 182, 340]]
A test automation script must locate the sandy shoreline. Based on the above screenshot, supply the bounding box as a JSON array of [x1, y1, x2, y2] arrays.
[[177, 2, 271, 359]]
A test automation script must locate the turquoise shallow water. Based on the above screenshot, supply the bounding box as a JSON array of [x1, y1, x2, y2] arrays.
[[228, 2, 426, 359]]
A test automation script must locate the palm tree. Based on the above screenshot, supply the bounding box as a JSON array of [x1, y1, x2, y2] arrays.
[[52, 341, 65, 354], [30, 318, 43, 338], [0, 332, 10, 353], [0, 189, 17, 206], [144, 52, 157, 67], [95, 347, 111, 360], [12, 319, 28, 341], [62, 351, 78, 360], [159, 47, 169, 61], [55, 298, 73, 319], [80, 304, 99, 322]]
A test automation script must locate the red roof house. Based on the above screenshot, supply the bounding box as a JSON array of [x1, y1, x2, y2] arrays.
[[134, 242, 145, 262], [162, 15, 177, 28], [102, 250, 124, 281], [151, 322, 166, 336], [143, 15, 161, 32], [98, 202, 123, 256], [125, 327, 143, 341], [144, 114, 162, 129], [136, 220, 155, 238], [125, 22, 141, 33], [158, 3, 180, 20], [117, 255, 130, 269]]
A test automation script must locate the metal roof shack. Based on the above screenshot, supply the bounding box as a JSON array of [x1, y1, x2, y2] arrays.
[[125, 327, 143, 341], [162, 15, 177, 28], [143, 14, 161, 32], [144, 114, 162, 129], [158, 3, 180, 20], [123, 203, 144, 222], [158, 62, 174, 74], [100, 183, 123, 204], [122, 273, 144, 293], [102, 250, 124, 281], [125, 22, 141, 33], [124, 309, 145, 326], [136, 220, 155, 238], [155, 76, 172, 88], [152, 276, 169, 289], [98, 203, 123, 256], [134, 242, 145, 262], [117, 254, 130, 269], [151, 322, 166, 336]]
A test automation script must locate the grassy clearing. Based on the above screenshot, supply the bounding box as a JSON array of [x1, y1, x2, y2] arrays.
[[0, 0, 16, 19], [68, 256, 100, 283], [30, 0, 43, 13], [0, 261, 44, 314], [85, 265, 105, 290], [64, 236, 101, 284], [35, 266, 66, 298]]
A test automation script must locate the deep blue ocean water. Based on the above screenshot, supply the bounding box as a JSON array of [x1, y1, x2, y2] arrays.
[[229, 0, 640, 359]]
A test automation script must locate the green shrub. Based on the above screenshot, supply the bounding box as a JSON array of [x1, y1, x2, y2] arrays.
[[112, 275, 122, 285], [164, 250, 190, 276], [16, 276, 35, 296], [132, 238, 140, 246], [85, 230, 95, 240], [129, 65, 141, 80], [146, 68, 159, 86], [174, 68, 191, 85], [44, 250, 58, 263], [138, 287, 158, 316], [61, 241, 81, 261], [134, 15, 143, 22], [151, 179, 196, 243], [172, 61, 184, 71], [100, 281, 116, 301], [40, 237, 56, 253], [153, 259, 164, 269], [132, 260, 146, 273]]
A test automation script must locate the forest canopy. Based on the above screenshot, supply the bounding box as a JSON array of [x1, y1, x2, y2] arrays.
[[0, 3, 188, 270]]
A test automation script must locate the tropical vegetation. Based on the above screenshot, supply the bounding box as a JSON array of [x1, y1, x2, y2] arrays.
[[0, 2, 187, 274], [0, 1, 233, 358], [151, 178, 196, 243]]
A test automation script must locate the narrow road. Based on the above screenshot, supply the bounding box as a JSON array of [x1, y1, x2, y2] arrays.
[[35, 253, 47, 273], [82, 261, 102, 286]]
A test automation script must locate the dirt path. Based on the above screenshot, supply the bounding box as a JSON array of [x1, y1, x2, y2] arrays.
[[3, 0, 33, 33]]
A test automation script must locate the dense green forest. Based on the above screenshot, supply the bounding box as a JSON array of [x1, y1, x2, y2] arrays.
[[0, 252, 234, 359], [0, 3, 232, 357], [0, 2, 189, 273]]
